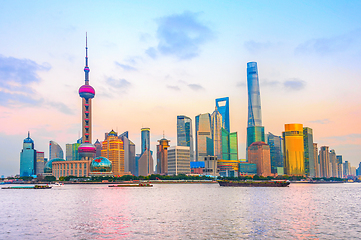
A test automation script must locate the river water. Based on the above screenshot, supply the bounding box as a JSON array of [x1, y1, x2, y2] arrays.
[[0, 182, 360, 239]]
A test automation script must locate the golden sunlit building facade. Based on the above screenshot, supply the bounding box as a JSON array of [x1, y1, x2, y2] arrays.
[[101, 130, 125, 176], [283, 124, 305, 176]]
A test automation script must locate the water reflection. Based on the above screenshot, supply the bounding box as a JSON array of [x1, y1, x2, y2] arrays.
[[1, 183, 361, 239]]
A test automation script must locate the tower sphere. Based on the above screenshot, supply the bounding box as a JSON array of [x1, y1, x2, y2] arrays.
[[78, 142, 96, 158], [90, 157, 112, 172], [79, 85, 95, 99]]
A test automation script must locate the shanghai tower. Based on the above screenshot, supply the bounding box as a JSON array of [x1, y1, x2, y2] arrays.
[[246, 62, 265, 154]]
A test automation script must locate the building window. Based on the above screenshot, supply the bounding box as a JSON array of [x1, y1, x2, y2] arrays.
[[71, 170, 73, 175]]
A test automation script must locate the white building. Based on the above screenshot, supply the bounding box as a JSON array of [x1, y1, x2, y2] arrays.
[[168, 146, 190, 175]]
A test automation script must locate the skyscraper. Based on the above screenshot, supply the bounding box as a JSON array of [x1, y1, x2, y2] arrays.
[[195, 113, 212, 161], [157, 138, 170, 174], [138, 150, 154, 176], [119, 131, 134, 175], [20, 132, 36, 177], [78, 34, 96, 162], [211, 107, 223, 160], [319, 146, 330, 178], [35, 151, 45, 175], [248, 141, 271, 177], [267, 132, 283, 174], [283, 124, 305, 176], [101, 130, 125, 176], [49, 141, 64, 160], [177, 115, 194, 161], [329, 149, 337, 177], [141, 128, 150, 154], [303, 127, 314, 177], [246, 62, 265, 153], [168, 146, 190, 175], [215, 97, 230, 133], [313, 143, 319, 177], [336, 155, 343, 178]]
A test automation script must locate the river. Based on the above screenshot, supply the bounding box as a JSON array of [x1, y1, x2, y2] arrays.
[[1, 182, 360, 239]]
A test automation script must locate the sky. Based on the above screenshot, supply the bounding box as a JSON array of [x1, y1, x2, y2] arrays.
[[1, 0, 361, 176]]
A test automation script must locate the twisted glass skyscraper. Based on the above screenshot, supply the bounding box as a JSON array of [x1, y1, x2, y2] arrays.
[[246, 62, 265, 152]]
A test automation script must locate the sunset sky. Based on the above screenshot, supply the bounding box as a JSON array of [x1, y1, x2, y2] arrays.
[[1, 1, 361, 176]]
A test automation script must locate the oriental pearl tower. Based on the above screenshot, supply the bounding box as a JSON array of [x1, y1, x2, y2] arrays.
[[78, 34, 96, 161]]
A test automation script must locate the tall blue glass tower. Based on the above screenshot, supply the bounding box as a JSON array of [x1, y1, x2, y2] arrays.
[[247, 62, 262, 127], [215, 97, 230, 133], [177, 115, 194, 161], [141, 128, 150, 154], [246, 62, 265, 153], [20, 132, 36, 177]]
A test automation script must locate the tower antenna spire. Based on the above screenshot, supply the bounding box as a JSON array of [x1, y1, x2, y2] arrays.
[[84, 32, 90, 85]]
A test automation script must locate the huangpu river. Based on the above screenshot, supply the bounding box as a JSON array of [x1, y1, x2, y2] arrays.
[[1, 182, 360, 239]]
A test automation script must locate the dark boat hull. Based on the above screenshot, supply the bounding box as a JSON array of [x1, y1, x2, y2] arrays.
[[218, 181, 290, 187]]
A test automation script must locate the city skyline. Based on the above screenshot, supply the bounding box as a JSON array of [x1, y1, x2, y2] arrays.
[[1, 1, 361, 176]]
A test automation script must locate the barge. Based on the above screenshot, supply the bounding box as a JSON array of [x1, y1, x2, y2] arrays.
[[2, 185, 52, 189], [218, 180, 290, 187], [108, 183, 153, 188]]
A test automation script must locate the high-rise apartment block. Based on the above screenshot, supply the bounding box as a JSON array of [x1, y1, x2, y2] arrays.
[[283, 124, 305, 176], [329, 149, 337, 177], [177, 115, 194, 161], [313, 143, 319, 177], [319, 146, 330, 178]]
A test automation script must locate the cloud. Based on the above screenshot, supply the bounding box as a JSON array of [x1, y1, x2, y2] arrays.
[[295, 29, 361, 56], [47, 101, 74, 115], [166, 85, 180, 91], [262, 79, 281, 87], [107, 78, 131, 89], [115, 62, 137, 71], [236, 82, 246, 88], [188, 84, 204, 91], [145, 47, 157, 59], [148, 11, 214, 60], [309, 119, 331, 124], [244, 41, 273, 53], [283, 78, 306, 90]]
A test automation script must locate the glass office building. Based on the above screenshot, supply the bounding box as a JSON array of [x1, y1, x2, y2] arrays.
[[177, 115, 194, 161], [229, 132, 238, 160], [211, 107, 223, 160], [246, 126, 265, 150], [283, 124, 305, 176], [247, 62, 262, 127], [141, 128, 150, 154], [215, 97, 230, 133], [195, 113, 211, 161], [267, 132, 283, 174], [20, 132, 36, 177], [303, 127, 314, 177], [49, 140, 64, 160]]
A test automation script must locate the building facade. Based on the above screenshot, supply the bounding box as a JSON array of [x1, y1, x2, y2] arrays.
[[35, 151, 45, 175], [177, 115, 194, 161], [101, 130, 125, 176], [195, 113, 212, 161], [156, 138, 170, 175], [211, 107, 223, 160], [215, 97, 230, 133], [313, 143, 319, 177], [329, 149, 337, 177], [141, 128, 150, 154], [20, 132, 36, 177], [283, 124, 305, 176], [303, 127, 314, 177], [267, 132, 283, 175], [168, 146, 190, 175], [319, 146, 330, 178], [138, 150, 154, 176], [248, 141, 271, 177], [49, 140, 64, 160]]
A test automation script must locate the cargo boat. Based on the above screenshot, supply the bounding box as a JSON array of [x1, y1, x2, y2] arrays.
[[218, 180, 290, 187], [108, 183, 153, 188], [2, 185, 52, 189]]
